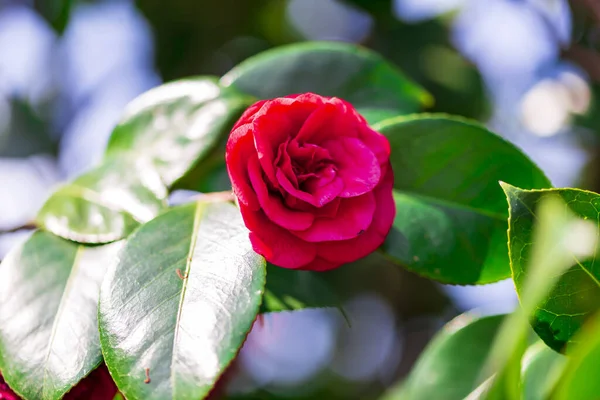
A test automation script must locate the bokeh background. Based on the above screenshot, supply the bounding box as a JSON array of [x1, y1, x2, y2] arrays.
[[0, 0, 599, 399]]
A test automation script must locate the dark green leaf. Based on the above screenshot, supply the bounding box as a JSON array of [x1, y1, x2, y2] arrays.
[[105, 76, 253, 187], [522, 341, 566, 400], [503, 185, 600, 352], [375, 114, 551, 284], [220, 42, 431, 114], [261, 263, 343, 313], [99, 201, 266, 400], [399, 313, 504, 400], [0, 232, 122, 400], [36, 157, 167, 244], [554, 312, 600, 400]]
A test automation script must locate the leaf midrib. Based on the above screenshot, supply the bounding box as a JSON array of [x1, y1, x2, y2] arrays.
[[41, 244, 84, 399], [170, 201, 206, 398]]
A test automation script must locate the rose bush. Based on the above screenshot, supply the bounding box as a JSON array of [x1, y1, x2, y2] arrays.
[[226, 92, 395, 271]]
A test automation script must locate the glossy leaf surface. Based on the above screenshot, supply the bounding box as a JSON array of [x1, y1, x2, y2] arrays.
[[36, 157, 167, 244], [221, 42, 430, 114], [0, 232, 121, 400], [504, 185, 600, 351], [99, 201, 266, 400], [105, 77, 252, 187], [376, 114, 551, 284]]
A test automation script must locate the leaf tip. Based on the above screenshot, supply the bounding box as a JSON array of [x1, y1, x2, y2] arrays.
[[498, 181, 522, 196]]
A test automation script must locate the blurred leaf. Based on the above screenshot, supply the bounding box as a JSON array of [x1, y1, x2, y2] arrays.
[[0, 232, 121, 400], [221, 41, 431, 114], [554, 312, 600, 399], [503, 185, 600, 352], [99, 201, 266, 400], [394, 313, 504, 400], [261, 263, 343, 314], [521, 341, 566, 400], [375, 114, 551, 284], [105, 77, 253, 188], [36, 156, 167, 244], [0, 100, 57, 157], [482, 193, 597, 399], [34, 0, 74, 35]]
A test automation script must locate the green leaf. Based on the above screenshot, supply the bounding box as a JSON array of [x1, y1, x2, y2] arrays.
[[375, 114, 551, 284], [503, 185, 600, 352], [554, 312, 600, 400], [36, 157, 167, 244], [0, 232, 122, 400], [398, 313, 504, 400], [105, 76, 253, 187], [99, 200, 266, 400], [220, 41, 431, 114], [261, 263, 343, 313], [521, 341, 566, 400], [480, 194, 593, 400]]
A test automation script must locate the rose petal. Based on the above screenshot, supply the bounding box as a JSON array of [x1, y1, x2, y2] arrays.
[[241, 206, 317, 269], [232, 99, 268, 130], [296, 97, 359, 143], [253, 99, 318, 184], [315, 197, 341, 218], [291, 193, 376, 242], [226, 124, 260, 210], [323, 137, 381, 198], [276, 168, 343, 208], [248, 156, 314, 231], [316, 167, 395, 264], [359, 125, 391, 168]]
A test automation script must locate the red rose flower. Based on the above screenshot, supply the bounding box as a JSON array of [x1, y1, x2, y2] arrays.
[[226, 93, 395, 271], [63, 364, 118, 400], [0, 373, 19, 400], [0, 365, 118, 400]]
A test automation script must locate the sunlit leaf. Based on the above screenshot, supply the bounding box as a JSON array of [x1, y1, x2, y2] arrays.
[[36, 156, 167, 244], [0, 232, 122, 400], [99, 201, 266, 400], [105, 77, 253, 187]]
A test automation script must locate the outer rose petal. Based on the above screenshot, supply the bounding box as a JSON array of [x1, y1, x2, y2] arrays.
[[323, 137, 381, 198], [231, 99, 268, 130], [226, 124, 259, 210], [297, 97, 359, 143], [291, 193, 375, 242], [241, 204, 317, 269], [316, 167, 395, 264], [248, 156, 314, 231], [358, 125, 391, 169]]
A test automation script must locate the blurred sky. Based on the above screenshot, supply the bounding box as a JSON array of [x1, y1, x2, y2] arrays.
[[0, 0, 595, 397]]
